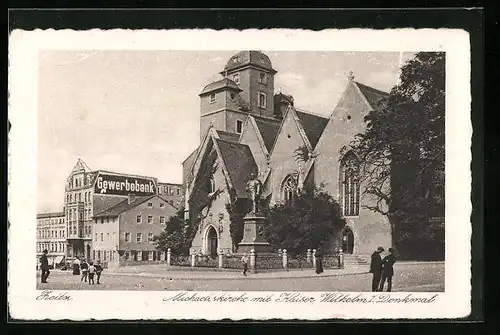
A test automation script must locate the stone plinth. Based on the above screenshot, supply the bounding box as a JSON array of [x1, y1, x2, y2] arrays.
[[238, 212, 272, 254]]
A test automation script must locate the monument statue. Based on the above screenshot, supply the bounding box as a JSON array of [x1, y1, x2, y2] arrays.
[[246, 172, 263, 214]]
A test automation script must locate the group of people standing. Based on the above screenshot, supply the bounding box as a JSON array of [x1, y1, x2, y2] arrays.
[[39, 251, 105, 285], [370, 246, 397, 292], [72, 257, 104, 285]]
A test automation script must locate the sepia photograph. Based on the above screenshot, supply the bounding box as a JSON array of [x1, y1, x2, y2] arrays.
[[8, 28, 471, 320], [34, 49, 445, 293]]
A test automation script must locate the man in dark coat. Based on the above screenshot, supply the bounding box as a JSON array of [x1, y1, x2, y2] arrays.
[[379, 248, 397, 292], [315, 249, 323, 274], [369, 246, 384, 291], [40, 249, 50, 283]]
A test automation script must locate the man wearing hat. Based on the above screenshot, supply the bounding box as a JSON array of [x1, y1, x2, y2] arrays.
[[379, 248, 397, 292], [40, 249, 50, 283], [369, 246, 384, 292]]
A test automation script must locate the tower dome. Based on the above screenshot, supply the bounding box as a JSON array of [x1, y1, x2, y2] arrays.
[[221, 51, 276, 74]]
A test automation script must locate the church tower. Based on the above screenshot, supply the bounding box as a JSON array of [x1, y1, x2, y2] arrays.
[[199, 51, 278, 141], [221, 51, 277, 118]]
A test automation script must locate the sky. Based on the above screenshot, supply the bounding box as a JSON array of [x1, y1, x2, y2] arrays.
[[37, 50, 415, 212]]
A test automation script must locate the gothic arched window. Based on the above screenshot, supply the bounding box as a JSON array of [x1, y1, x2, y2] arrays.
[[207, 175, 216, 194], [282, 174, 298, 206], [340, 152, 360, 217]]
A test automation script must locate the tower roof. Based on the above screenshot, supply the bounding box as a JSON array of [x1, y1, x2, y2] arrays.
[[221, 51, 276, 74], [199, 78, 242, 96]]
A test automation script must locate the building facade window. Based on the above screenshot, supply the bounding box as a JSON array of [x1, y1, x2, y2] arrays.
[[148, 233, 154, 243], [148, 216, 153, 224], [177, 189, 180, 195], [160, 203, 165, 208], [160, 216, 165, 224], [281, 174, 298, 206], [149, 251, 154, 260], [236, 120, 243, 134], [136, 233, 142, 243], [125, 232, 131, 242], [148, 202, 153, 208], [259, 72, 267, 84], [340, 152, 360, 217], [137, 215, 142, 224], [137, 251, 142, 261], [100, 233, 104, 242], [210, 93, 216, 103], [233, 73, 240, 84], [258, 92, 267, 108]]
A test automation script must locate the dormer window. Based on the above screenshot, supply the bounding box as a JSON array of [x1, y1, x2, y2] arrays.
[[259, 72, 267, 85], [233, 73, 240, 85], [210, 93, 216, 103], [236, 120, 243, 134], [258, 92, 267, 108]]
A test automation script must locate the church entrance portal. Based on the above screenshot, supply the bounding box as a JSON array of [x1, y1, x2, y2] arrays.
[[342, 227, 354, 254], [206, 226, 218, 257]]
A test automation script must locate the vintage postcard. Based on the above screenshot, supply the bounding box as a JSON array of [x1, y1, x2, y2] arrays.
[[8, 28, 471, 320]]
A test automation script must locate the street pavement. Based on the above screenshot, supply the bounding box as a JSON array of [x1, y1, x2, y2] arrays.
[[36, 262, 444, 292]]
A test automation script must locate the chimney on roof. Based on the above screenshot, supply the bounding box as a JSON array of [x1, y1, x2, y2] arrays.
[[128, 194, 137, 204]]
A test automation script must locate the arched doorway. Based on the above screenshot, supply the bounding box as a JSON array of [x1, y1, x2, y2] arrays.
[[342, 227, 355, 254], [206, 226, 218, 257]]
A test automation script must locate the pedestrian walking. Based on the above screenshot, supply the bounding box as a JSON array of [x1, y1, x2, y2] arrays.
[[315, 249, 323, 274], [87, 262, 96, 285], [80, 259, 89, 282], [379, 248, 397, 292], [241, 253, 249, 276], [369, 246, 384, 292], [95, 260, 103, 284], [72, 256, 81, 275], [40, 249, 50, 283]]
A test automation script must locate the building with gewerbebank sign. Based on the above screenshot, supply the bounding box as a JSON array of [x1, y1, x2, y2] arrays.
[[92, 194, 177, 265]]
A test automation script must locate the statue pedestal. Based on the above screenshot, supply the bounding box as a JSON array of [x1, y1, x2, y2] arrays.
[[238, 212, 272, 254]]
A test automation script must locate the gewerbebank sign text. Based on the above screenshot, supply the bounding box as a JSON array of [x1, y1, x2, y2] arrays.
[[95, 173, 156, 196]]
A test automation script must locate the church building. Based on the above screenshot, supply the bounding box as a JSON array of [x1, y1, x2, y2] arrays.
[[182, 51, 393, 257]]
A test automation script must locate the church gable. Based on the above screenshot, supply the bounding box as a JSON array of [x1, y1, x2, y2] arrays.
[[214, 138, 257, 199], [238, 116, 269, 178], [268, 108, 312, 205]]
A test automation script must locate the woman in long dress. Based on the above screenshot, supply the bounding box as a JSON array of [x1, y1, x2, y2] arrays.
[[315, 249, 324, 274], [72, 256, 81, 275]]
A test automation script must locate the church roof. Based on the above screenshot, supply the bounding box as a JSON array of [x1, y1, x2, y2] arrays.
[[216, 130, 240, 142], [253, 117, 281, 152], [199, 78, 242, 96], [222, 51, 276, 74], [215, 138, 258, 198], [294, 110, 330, 149], [354, 81, 390, 110]]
